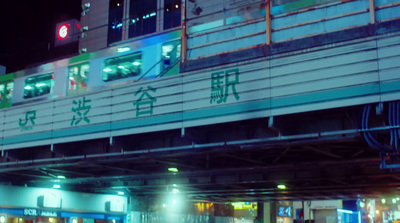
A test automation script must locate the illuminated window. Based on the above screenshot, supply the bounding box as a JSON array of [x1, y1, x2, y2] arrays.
[[129, 0, 157, 38], [23, 73, 54, 99], [103, 53, 142, 82], [68, 63, 89, 96], [164, 0, 181, 30], [108, 0, 124, 44], [0, 82, 13, 108], [161, 41, 181, 76]]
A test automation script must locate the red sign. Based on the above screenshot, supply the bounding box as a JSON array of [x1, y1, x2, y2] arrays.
[[57, 23, 69, 40]]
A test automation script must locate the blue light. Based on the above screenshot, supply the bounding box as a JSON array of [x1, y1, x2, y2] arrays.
[[337, 209, 353, 214], [116, 23, 123, 28]]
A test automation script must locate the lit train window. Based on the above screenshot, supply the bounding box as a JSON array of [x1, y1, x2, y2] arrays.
[[103, 53, 142, 82], [23, 73, 54, 99], [0, 82, 13, 108], [68, 63, 89, 96], [161, 41, 181, 76]]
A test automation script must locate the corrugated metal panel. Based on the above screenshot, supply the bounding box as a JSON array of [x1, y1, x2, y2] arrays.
[[3, 102, 55, 138], [271, 0, 370, 42], [2, 32, 400, 148], [378, 34, 400, 102], [376, 6, 400, 22], [52, 91, 112, 131], [186, 0, 266, 60]]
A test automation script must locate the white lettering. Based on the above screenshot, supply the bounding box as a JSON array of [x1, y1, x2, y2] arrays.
[[24, 209, 37, 216], [40, 211, 57, 217]]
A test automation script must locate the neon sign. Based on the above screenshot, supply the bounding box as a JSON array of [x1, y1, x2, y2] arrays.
[[57, 23, 69, 40]]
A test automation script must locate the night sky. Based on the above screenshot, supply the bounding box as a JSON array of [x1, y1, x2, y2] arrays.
[[0, 0, 82, 73]]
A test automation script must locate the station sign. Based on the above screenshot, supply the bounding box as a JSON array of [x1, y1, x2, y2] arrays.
[[23, 209, 59, 217]]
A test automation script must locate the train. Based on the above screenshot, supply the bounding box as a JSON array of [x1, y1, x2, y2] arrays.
[[0, 29, 182, 110], [1, 0, 399, 113]]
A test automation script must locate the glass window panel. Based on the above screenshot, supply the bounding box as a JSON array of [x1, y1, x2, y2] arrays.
[[108, 0, 124, 44], [103, 53, 142, 82], [23, 73, 53, 99], [68, 63, 89, 96], [164, 0, 181, 30], [5, 82, 13, 106], [0, 81, 14, 108], [129, 0, 157, 38], [161, 41, 181, 76]]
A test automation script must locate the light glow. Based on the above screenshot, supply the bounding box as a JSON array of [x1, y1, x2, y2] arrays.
[[58, 24, 69, 40], [172, 189, 179, 194], [117, 47, 130, 53], [57, 175, 66, 179], [337, 209, 353, 214], [277, 184, 286, 189], [118, 191, 124, 195], [35, 83, 46, 87], [132, 61, 141, 66], [168, 167, 179, 172], [53, 184, 60, 189], [103, 68, 112, 72], [382, 198, 386, 204]]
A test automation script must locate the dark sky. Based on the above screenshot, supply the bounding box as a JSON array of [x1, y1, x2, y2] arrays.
[[0, 0, 82, 73]]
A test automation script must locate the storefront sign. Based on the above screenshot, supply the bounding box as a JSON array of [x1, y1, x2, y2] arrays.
[[23, 209, 58, 217]]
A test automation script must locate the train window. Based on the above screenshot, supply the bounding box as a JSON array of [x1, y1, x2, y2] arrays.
[[0, 82, 13, 108], [103, 53, 142, 82], [23, 73, 54, 99], [68, 63, 89, 96], [161, 41, 181, 76]]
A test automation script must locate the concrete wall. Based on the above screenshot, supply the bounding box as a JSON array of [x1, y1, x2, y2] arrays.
[[79, 0, 109, 53]]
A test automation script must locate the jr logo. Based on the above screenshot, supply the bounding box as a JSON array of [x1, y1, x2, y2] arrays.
[[19, 110, 36, 127]]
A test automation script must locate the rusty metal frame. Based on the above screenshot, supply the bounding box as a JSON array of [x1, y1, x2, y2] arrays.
[[181, 0, 187, 63], [369, 0, 376, 24], [266, 0, 272, 45]]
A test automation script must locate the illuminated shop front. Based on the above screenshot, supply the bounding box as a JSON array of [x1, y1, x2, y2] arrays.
[[0, 186, 127, 223]]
